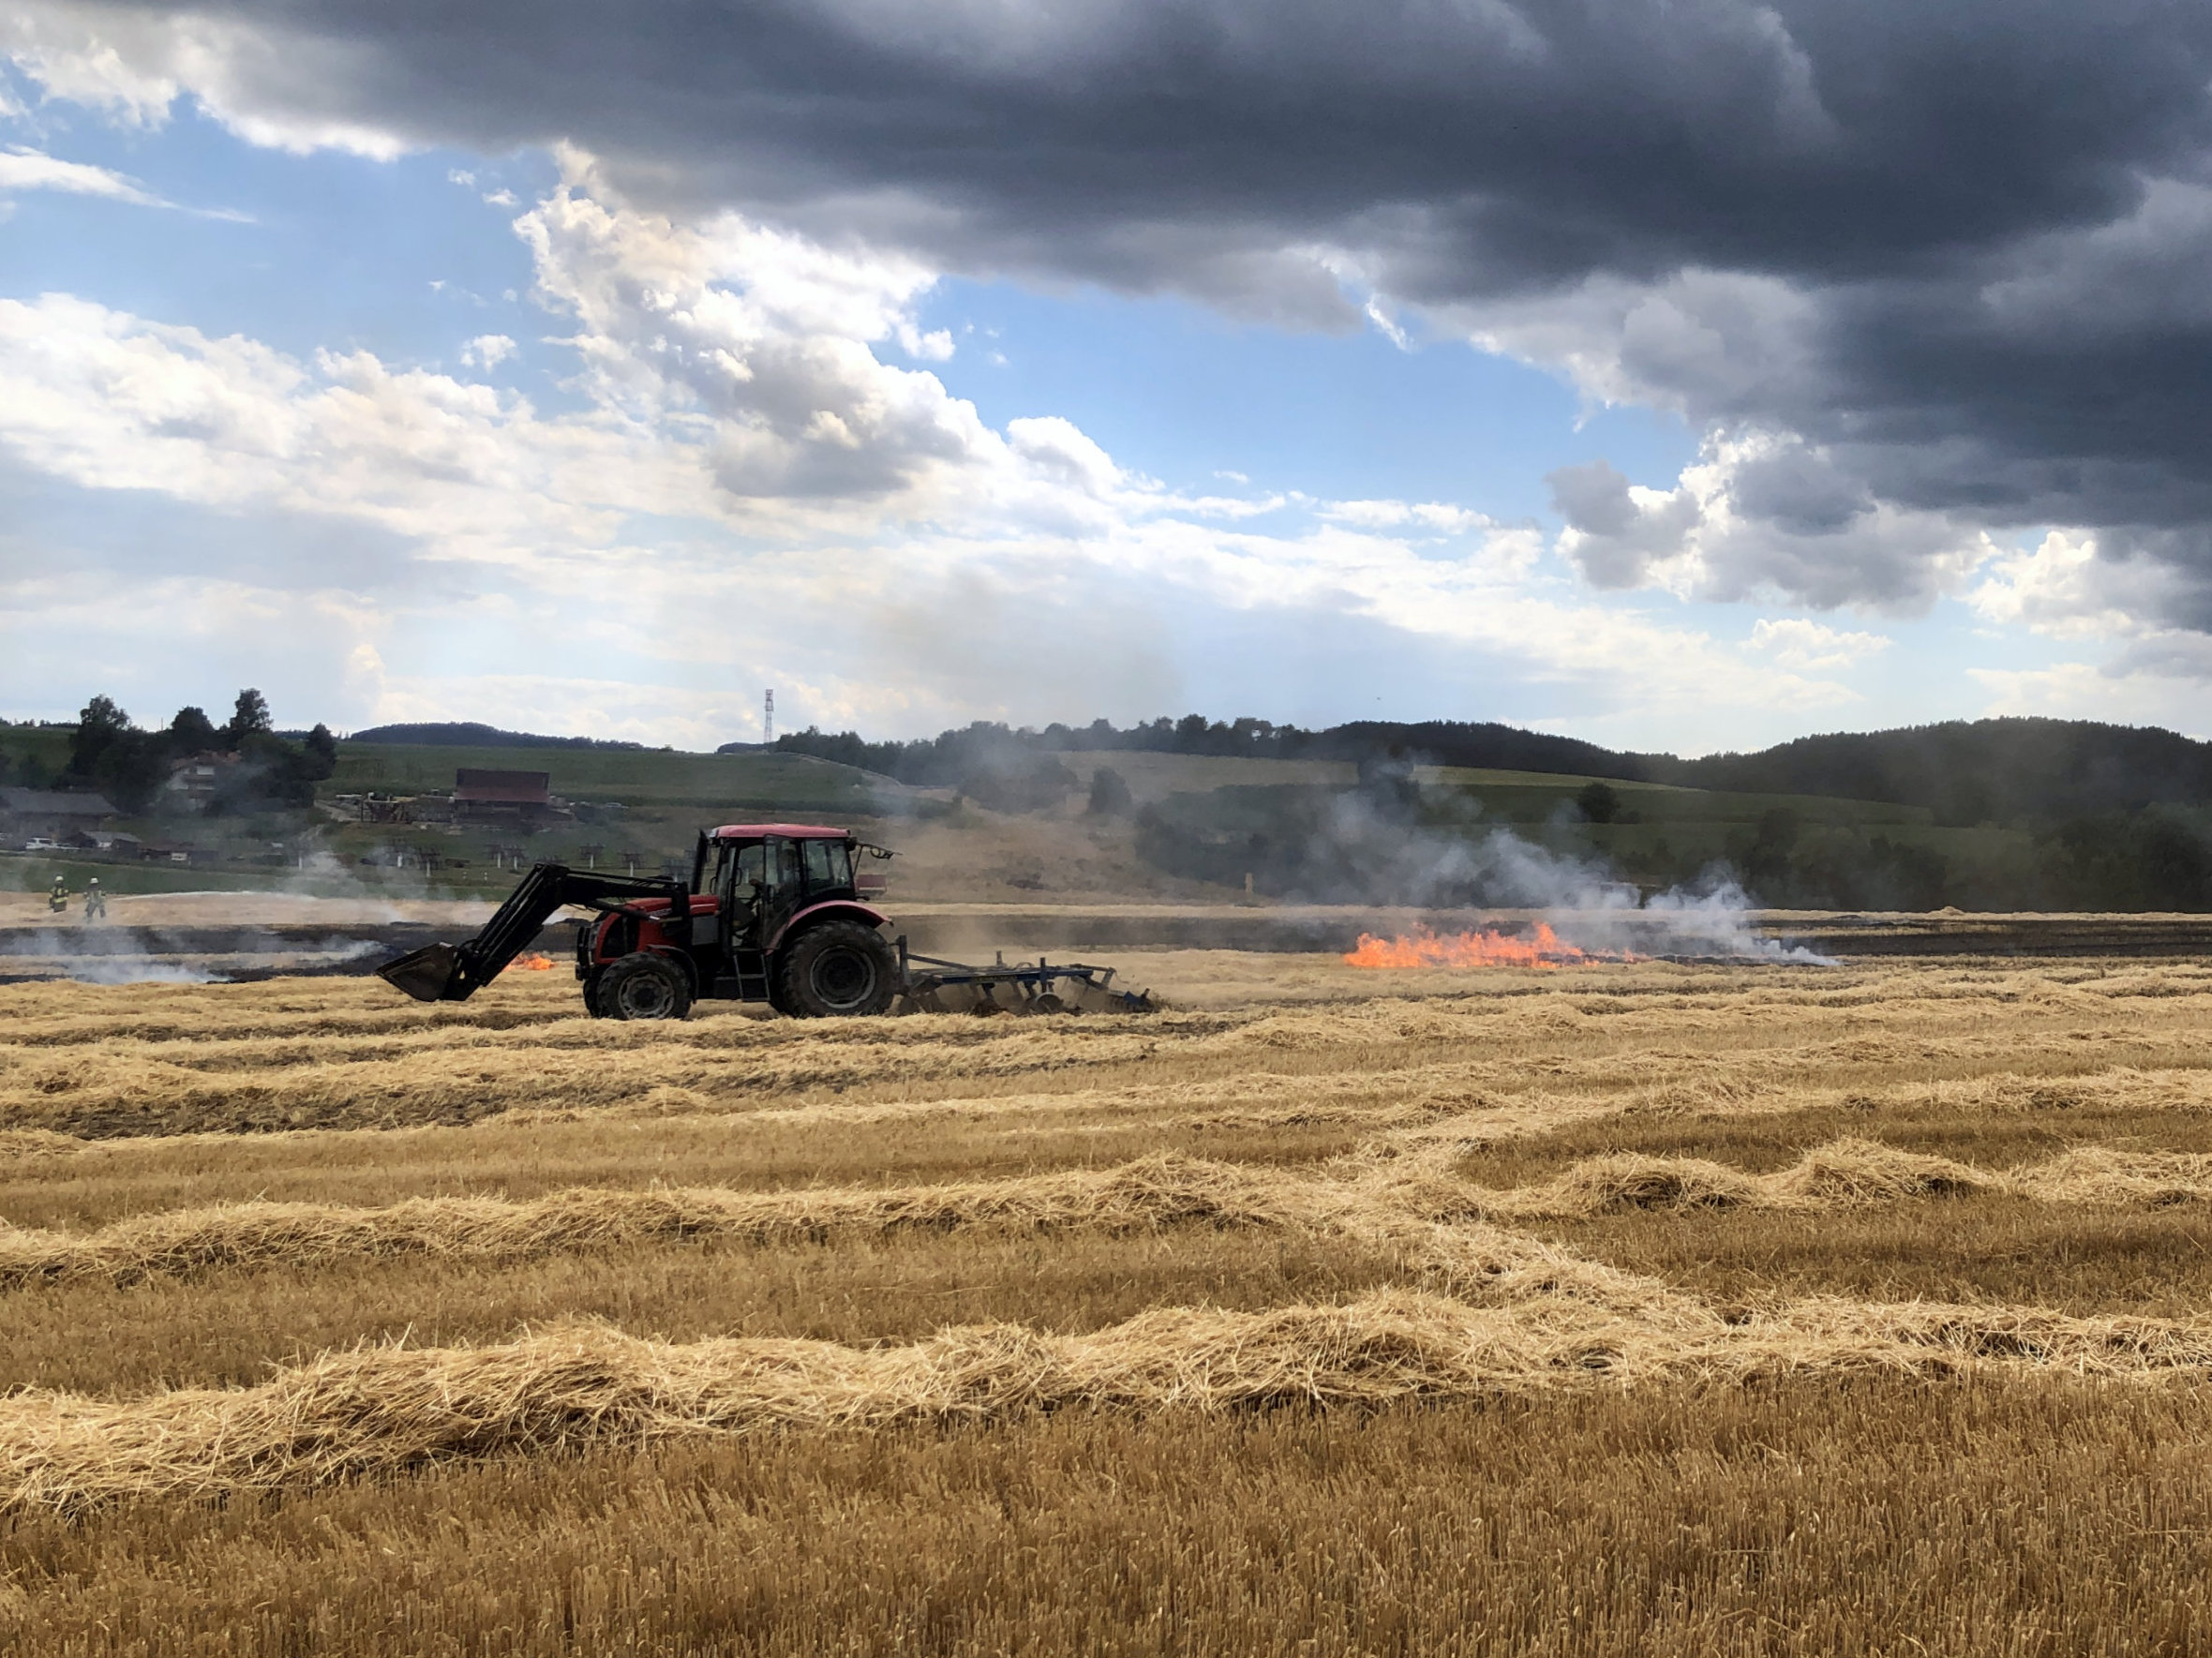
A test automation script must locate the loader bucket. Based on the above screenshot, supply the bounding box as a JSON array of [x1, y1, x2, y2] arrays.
[[378, 942, 464, 1003]]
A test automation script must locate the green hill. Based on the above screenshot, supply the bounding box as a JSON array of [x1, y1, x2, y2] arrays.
[[1652, 719, 2212, 824], [786, 713, 2212, 826]]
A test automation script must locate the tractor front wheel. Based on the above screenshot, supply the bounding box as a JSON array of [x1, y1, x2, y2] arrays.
[[595, 952, 693, 1021], [776, 921, 898, 1018]]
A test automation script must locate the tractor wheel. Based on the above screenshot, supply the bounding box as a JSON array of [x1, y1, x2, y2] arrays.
[[775, 921, 898, 1018], [580, 970, 607, 1017], [595, 952, 693, 1022]]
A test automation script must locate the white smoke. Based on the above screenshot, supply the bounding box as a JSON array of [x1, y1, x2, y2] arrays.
[[1587, 869, 1834, 963], [56, 956, 226, 985], [7, 927, 394, 986], [1314, 792, 1834, 963]]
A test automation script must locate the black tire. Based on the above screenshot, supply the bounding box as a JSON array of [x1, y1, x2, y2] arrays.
[[595, 952, 693, 1021], [775, 921, 898, 1018], [580, 970, 606, 1017], [766, 973, 798, 1017]]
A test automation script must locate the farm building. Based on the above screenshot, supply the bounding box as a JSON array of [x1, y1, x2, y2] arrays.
[[0, 786, 118, 844], [453, 769, 569, 828], [163, 751, 241, 812]]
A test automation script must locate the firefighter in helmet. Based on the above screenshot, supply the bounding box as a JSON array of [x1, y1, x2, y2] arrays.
[[83, 877, 108, 921], [47, 874, 68, 914]]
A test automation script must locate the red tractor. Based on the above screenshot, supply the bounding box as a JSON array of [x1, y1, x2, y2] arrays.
[[381, 823, 900, 1020], [377, 822, 1153, 1021]]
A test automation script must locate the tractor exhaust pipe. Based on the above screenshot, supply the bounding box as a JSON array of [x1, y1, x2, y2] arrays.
[[378, 942, 465, 1003]]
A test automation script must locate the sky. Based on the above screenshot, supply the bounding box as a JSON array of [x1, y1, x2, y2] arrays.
[[3, 3, 2211, 755]]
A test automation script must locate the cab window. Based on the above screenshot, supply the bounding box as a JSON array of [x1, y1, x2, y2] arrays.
[[801, 838, 851, 890], [732, 842, 767, 891], [703, 842, 740, 898], [771, 838, 805, 889]]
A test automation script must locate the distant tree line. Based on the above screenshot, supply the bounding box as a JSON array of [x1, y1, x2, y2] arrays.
[[774, 713, 1633, 779], [0, 691, 337, 814], [778, 712, 2212, 824], [349, 721, 647, 751]]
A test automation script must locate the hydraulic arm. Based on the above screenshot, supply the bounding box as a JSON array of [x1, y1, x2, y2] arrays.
[[377, 862, 686, 1003]]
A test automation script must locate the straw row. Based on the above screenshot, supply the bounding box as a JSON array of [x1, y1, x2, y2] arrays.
[[1474, 1138, 2212, 1214], [0, 1157, 1321, 1289], [8, 1139, 2210, 1291], [0, 1152, 1664, 1309], [8, 1286, 2212, 1513], [15, 965, 2206, 1142]]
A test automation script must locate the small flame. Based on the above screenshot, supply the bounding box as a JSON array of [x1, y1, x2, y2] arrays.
[[1342, 922, 1635, 971], [505, 953, 555, 973]]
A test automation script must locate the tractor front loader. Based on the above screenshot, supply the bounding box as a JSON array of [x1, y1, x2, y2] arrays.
[[377, 822, 1154, 1022], [375, 861, 688, 1008]]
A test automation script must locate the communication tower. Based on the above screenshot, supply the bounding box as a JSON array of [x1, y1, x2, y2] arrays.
[[764, 689, 774, 746]]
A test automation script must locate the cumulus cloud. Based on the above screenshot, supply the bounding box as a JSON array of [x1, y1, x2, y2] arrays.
[[1746, 618, 1891, 673], [0, 162, 1866, 739], [1548, 432, 1988, 609], [1547, 457, 1700, 590], [458, 333, 516, 370]]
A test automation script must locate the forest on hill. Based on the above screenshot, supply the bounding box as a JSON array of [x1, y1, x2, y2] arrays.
[[775, 713, 2212, 825]]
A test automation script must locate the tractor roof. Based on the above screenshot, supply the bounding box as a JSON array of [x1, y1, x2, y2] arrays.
[[709, 823, 849, 840]]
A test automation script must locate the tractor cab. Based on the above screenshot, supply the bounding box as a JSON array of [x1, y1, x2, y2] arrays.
[[693, 824, 873, 954], [586, 822, 897, 1017]]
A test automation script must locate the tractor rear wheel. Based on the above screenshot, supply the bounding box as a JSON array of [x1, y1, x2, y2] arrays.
[[776, 921, 898, 1018], [595, 952, 693, 1021]]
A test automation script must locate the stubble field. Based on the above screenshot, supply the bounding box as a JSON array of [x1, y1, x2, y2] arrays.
[[6, 948, 2212, 1655]]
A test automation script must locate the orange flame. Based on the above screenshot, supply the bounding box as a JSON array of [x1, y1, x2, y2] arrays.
[[504, 952, 555, 973], [1342, 922, 1635, 971]]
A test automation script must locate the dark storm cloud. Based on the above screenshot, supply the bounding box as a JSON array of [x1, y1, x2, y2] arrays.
[[25, 0, 2212, 618], [89, 0, 2212, 279]]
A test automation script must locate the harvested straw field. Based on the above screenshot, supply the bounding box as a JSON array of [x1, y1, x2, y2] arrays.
[[7, 948, 2212, 1654]]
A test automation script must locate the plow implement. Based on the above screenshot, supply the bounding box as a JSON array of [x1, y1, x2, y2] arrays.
[[896, 944, 1155, 1016]]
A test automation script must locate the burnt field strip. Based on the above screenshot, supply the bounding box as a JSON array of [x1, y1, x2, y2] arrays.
[[7, 953, 2212, 1653], [10, 906, 2212, 989]]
